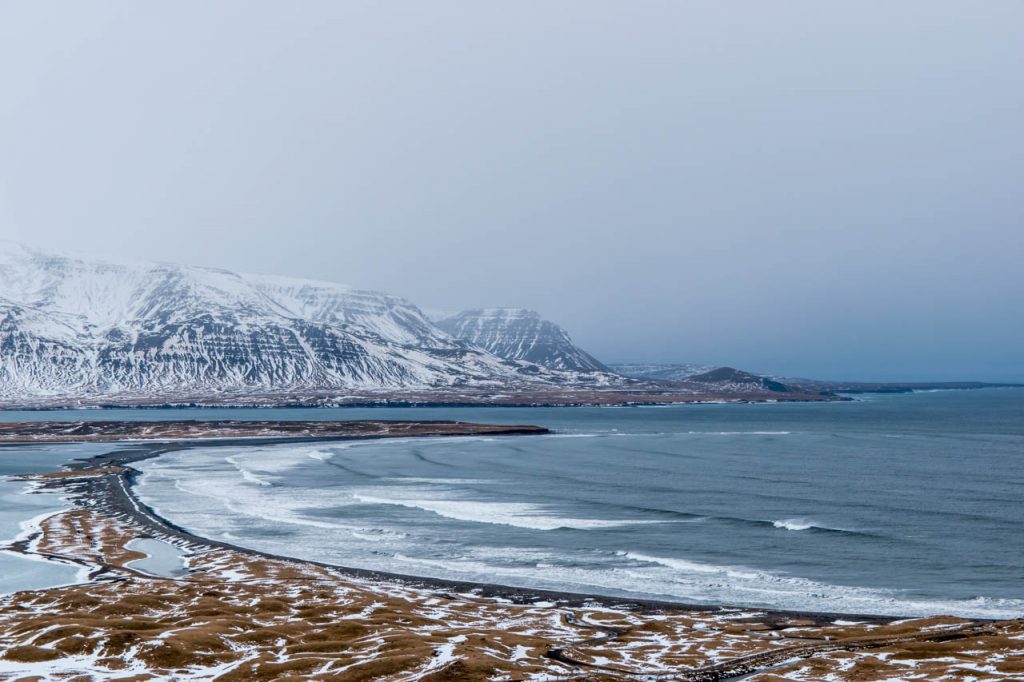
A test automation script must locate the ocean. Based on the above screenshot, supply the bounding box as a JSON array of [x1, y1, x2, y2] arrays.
[[3, 390, 1021, 617]]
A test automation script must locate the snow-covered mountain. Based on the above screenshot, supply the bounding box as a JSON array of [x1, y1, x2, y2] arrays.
[[0, 243, 614, 402], [436, 308, 609, 373]]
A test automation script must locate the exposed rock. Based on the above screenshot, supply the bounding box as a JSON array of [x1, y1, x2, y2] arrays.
[[685, 367, 794, 393], [437, 308, 609, 373], [0, 243, 617, 402]]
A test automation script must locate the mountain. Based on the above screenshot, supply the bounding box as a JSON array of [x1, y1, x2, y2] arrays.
[[607, 363, 715, 381], [0, 243, 610, 403], [436, 308, 609, 373], [684, 367, 793, 393]]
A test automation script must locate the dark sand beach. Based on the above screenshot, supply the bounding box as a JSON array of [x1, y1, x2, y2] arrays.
[[1, 421, 1020, 679]]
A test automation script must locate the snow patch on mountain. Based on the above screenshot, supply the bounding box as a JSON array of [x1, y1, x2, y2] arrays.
[[437, 308, 610, 374], [608, 363, 716, 381], [0, 243, 616, 401]]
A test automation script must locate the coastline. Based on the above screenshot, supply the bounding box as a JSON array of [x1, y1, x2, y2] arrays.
[[0, 419, 550, 443], [6, 424, 1015, 623], [0, 388, 847, 411], [60, 436, 890, 624], [2, 381, 1018, 413], [1, 424, 1021, 679]]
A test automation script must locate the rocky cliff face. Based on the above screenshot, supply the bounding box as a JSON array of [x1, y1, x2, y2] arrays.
[[436, 308, 610, 374], [0, 243, 605, 401]]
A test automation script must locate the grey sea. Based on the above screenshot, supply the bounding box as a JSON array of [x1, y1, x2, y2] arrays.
[[3, 389, 1022, 618]]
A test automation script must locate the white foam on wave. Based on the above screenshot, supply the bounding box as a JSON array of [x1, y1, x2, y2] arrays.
[[771, 518, 851, 532], [772, 518, 815, 531], [131, 444, 1024, 620], [619, 551, 758, 578], [352, 493, 656, 531], [139, 450, 424, 546], [221, 499, 344, 530], [140, 451, 356, 530], [158, 471, 411, 546], [225, 456, 272, 486], [388, 547, 1024, 619], [614, 551, 1024, 620]]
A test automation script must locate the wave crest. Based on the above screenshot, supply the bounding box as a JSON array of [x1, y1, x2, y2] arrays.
[[772, 518, 848, 532]]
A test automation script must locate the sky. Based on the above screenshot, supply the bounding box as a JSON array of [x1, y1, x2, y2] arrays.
[[1, 2, 1021, 382]]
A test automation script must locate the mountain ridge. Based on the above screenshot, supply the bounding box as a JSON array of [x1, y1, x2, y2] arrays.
[[0, 243, 621, 402], [437, 308, 609, 373], [684, 367, 793, 393]]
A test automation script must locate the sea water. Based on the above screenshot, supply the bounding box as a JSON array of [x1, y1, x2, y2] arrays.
[[8, 390, 1023, 617]]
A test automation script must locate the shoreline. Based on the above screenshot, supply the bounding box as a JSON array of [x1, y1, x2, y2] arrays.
[[0, 395, 847, 411], [0, 419, 550, 443], [0, 388, 848, 412], [2, 424, 1020, 679], [22, 428, 966, 622], [31, 432, 926, 624], [4, 422, 1018, 623], [2, 382, 1020, 413]]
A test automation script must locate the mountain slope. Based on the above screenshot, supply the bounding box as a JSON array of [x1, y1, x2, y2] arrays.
[[437, 308, 609, 373], [0, 243, 594, 401], [684, 367, 793, 393], [607, 363, 715, 381]]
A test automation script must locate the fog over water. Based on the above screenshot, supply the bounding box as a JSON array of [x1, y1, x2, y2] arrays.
[[1, 2, 1021, 381]]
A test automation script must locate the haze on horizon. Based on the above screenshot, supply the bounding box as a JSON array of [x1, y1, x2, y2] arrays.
[[1, 2, 1021, 383]]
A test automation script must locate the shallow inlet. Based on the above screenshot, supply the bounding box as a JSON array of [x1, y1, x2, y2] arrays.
[[124, 538, 189, 578], [0, 489, 81, 593], [0, 444, 132, 594]]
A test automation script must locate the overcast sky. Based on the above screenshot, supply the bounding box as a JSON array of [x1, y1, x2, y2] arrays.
[[1, 2, 1021, 381]]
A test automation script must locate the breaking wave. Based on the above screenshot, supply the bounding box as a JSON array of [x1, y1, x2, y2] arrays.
[[225, 456, 273, 486], [130, 398, 1024, 622], [773, 518, 831, 531], [351, 493, 660, 531], [613, 551, 1024, 619]]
